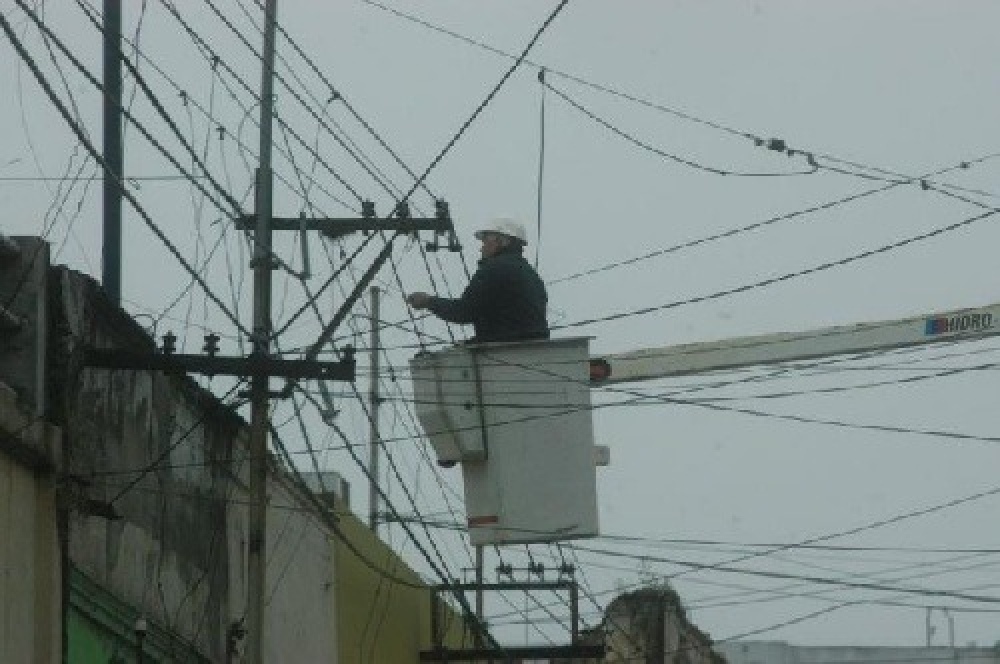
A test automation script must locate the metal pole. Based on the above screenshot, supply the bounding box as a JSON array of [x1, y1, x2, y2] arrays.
[[102, 0, 122, 304], [368, 286, 381, 532], [475, 545, 485, 630], [134, 617, 147, 664], [570, 582, 579, 643], [247, 1, 277, 663]]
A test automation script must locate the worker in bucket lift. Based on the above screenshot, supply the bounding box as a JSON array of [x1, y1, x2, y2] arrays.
[[406, 218, 549, 344]]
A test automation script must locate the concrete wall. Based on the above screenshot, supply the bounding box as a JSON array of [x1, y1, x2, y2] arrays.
[[56, 267, 340, 662], [594, 585, 725, 664], [717, 640, 1000, 664], [3, 244, 465, 663], [52, 259, 460, 663], [62, 272, 236, 660], [257, 476, 338, 663], [0, 382, 62, 664], [333, 506, 473, 663]]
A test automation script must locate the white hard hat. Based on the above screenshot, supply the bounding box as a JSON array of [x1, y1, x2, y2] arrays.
[[475, 218, 528, 244]]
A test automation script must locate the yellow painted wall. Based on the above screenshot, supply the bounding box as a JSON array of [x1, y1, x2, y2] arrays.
[[333, 507, 473, 663]]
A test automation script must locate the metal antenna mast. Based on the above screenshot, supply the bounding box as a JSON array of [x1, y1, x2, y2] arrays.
[[102, 0, 122, 303], [369, 286, 381, 532]]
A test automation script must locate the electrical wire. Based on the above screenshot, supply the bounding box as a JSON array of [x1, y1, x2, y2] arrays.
[[261, 426, 436, 590], [24, 2, 98, 269], [569, 543, 1000, 605], [258, 8, 578, 583], [249, 0, 439, 203], [596, 481, 1000, 590], [236, 0, 431, 209], [297, 392, 500, 650], [361, 0, 1000, 204], [71, 0, 390, 358], [0, 174, 212, 181], [15, 0, 560, 652], [544, 79, 819, 177], [0, 10, 250, 338], [79, 343, 1000, 483], [17, 1, 242, 214], [160, 0, 364, 204], [31, 3, 1000, 648], [107, 379, 248, 504], [11, 24, 96, 275], [164, 0, 461, 361], [556, 206, 1000, 331], [139, 0, 358, 212]]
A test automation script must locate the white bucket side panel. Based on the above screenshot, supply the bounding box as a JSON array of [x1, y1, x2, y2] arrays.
[[461, 338, 599, 545], [409, 350, 486, 462]]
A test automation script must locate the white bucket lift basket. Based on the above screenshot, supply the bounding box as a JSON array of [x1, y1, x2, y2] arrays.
[[410, 337, 601, 546]]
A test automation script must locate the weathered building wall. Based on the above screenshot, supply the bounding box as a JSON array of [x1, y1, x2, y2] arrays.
[[0, 381, 61, 664], [716, 640, 1000, 664], [59, 267, 238, 661], [55, 267, 340, 662], [587, 585, 726, 664], [3, 240, 471, 663]]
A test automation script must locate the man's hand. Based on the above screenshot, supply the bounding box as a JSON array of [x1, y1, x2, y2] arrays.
[[406, 292, 431, 309]]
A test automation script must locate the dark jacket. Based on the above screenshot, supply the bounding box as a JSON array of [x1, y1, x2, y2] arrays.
[[426, 246, 549, 343]]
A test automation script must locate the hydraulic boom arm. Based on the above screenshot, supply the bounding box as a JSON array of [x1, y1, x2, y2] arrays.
[[590, 302, 1000, 386]]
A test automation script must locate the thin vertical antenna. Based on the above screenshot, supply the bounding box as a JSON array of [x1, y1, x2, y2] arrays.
[[535, 68, 546, 269], [475, 544, 485, 642], [102, 0, 122, 303], [368, 286, 381, 532]]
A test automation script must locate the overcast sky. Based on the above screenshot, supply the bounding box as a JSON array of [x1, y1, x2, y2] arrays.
[[4, 0, 1000, 650]]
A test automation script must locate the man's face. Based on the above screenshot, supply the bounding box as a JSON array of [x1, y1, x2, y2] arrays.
[[479, 232, 506, 259]]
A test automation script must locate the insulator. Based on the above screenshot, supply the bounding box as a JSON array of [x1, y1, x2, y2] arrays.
[[161, 332, 177, 355], [203, 333, 221, 357], [362, 200, 376, 219], [766, 137, 787, 152], [0, 305, 22, 332], [0, 233, 20, 259]]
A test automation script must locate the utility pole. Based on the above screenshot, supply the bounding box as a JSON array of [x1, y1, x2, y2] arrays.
[[102, 0, 122, 304], [475, 546, 484, 633], [247, 0, 277, 662], [368, 286, 381, 532]]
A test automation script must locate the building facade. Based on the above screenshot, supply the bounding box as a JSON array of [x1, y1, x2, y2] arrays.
[[716, 640, 1000, 664], [1, 235, 474, 662], [566, 584, 726, 664]]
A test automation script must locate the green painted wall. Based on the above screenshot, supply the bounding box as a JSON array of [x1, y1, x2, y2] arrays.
[[67, 567, 208, 664], [67, 608, 124, 664]]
